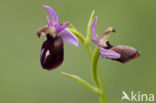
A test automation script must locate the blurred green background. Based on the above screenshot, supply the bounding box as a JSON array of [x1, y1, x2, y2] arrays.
[[0, 0, 156, 103]]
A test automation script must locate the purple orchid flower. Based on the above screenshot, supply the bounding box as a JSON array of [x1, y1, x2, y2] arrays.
[[37, 5, 78, 70], [91, 16, 140, 63]]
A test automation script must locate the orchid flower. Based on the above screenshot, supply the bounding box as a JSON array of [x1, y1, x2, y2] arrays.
[[91, 16, 140, 63], [37, 5, 78, 70]]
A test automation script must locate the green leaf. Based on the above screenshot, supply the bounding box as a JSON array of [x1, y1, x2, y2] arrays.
[[85, 10, 95, 44], [91, 47, 100, 88], [61, 72, 102, 95]]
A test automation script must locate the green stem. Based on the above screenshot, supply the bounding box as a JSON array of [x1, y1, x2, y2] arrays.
[[98, 68, 106, 103], [91, 47, 100, 88], [66, 22, 106, 103], [100, 95, 105, 103], [85, 44, 92, 56], [91, 47, 106, 103], [98, 68, 104, 92]]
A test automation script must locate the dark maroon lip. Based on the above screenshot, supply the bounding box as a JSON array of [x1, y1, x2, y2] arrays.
[[43, 60, 63, 70], [120, 51, 140, 63], [40, 35, 64, 70], [108, 45, 140, 63]]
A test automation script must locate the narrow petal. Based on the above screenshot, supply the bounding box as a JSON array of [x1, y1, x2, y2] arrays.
[[37, 25, 48, 37], [91, 16, 98, 43], [99, 47, 121, 59], [58, 29, 79, 47], [43, 5, 59, 24], [46, 15, 53, 27], [55, 22, 70, 32]]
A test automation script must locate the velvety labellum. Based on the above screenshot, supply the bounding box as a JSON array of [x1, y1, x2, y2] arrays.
[[40, 35, 64, 70], [110, 45, 140, 63]]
